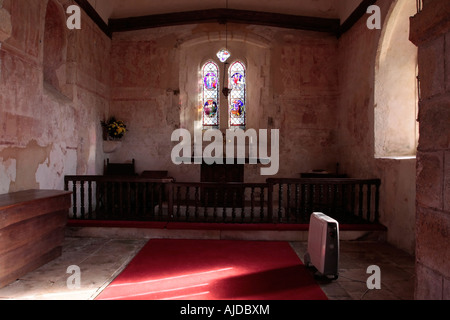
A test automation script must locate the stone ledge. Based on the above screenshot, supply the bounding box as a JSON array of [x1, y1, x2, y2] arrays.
[[65, 221, 387, 242]]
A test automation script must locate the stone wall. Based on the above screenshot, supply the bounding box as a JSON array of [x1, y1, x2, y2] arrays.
[[337, 0, 417, 254], [0, 0, 111, 193], [109, 24, 340, 182], [107, 6, 418, 255], [0, 0, 423, 262], [410, 0, 450, 300]]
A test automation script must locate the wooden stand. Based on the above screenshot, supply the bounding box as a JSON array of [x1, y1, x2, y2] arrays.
[[0, 190, 72, 289]]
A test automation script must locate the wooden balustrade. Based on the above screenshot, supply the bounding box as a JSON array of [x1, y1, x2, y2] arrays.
[[64, 176, 381, 224], [266, 178, 381, 224], [64, 176, 174, 221], [168, 182, 270, 223]]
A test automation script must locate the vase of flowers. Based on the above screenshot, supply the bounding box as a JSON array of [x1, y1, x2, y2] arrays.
[[101, 117, 128, 141], [101, 117, 128, 153]]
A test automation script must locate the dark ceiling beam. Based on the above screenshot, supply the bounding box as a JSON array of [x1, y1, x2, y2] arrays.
[[338, 0, 378, 37], [73, 0, 112, 38], [74, 2, 376, 39], [108, 8, 341, 35]]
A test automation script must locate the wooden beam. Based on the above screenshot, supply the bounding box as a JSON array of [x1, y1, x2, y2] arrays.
[[73, 0, 112, 38], [72, 2, 376, 39], [338, 0, 378, 37], [108, 8, 341, 35]]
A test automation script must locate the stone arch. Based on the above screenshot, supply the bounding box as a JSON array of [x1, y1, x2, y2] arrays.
[[179, 27, 271, 132], [374, 0, 418, 158], [179, 31, 271, 50]]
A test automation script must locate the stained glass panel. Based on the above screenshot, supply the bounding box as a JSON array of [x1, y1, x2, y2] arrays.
[[202, 61, 219, 127], [231, 72, 245, 90], [228, 61, 246, 127], [204, 72, 218, 90], [216, 49, 231, 63]]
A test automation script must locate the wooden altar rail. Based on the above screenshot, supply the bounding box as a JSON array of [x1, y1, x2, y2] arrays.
[[64, 176, 174, 221], [64, 176, 381, 224], [267, 178, 381, 224], [169, 182, 270, 223]]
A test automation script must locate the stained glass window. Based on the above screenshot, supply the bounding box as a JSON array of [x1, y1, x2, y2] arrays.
[[202, 61, 219, 128], [228, 61, 246, 128]]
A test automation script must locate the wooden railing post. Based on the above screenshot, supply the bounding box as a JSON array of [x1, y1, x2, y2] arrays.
[[72, 180, 78, 219], [374, 180, 380, 223], [267, 180, 273, 222], [264, 178, 381, 224], [167, 182, 174, 220]]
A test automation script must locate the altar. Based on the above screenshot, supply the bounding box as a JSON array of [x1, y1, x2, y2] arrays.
[[174, 157, 268, 207]]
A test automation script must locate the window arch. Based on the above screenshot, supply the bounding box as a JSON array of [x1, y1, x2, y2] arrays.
[[228, 60, 246, 128], [202, 61, 220, 128], [201, 59, 247, 129], [374, 0, 418, 158]]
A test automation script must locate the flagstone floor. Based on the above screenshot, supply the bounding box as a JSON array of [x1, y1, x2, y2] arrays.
[[0, 235, 415, 300]]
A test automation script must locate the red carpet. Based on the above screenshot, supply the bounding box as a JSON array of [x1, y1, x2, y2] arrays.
[[95, 239, 328, 300]]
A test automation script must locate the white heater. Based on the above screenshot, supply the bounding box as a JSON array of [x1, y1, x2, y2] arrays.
[[304, 212, 339, 280]]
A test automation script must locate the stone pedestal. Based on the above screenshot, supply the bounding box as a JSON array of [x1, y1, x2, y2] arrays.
[[103, 140, 122, 153]]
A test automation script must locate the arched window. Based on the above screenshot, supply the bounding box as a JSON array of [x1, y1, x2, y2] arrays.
[[201, 59, 247, 129], [228, 61, 246, 128], [374, 0, 418, 158], [202, 61, 220, 128]]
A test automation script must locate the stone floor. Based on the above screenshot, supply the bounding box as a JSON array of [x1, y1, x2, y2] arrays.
[[290, 241, 415, 300], [0, 235, 415, 300]]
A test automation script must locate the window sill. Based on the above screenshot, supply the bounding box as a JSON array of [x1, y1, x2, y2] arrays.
[[375, 155, 416, 160]]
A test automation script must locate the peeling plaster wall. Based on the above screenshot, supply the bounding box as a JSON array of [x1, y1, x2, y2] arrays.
[[337, 0, 417, 254], [0, 0, 420, 258], [108, 9, 417, 254], [109, 23, 340, 182], [0, 0, 111, 193]]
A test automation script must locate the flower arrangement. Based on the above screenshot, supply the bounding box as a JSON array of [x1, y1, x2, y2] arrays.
[[101, 117, 128, 140]]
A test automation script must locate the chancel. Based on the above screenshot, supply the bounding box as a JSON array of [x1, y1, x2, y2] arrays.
[[0, 0, 449, 301]]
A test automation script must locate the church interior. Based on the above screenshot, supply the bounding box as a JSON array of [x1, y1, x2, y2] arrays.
[[0, 0, 449, 300]]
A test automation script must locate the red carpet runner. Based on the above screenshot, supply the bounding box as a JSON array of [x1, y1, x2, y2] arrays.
[[95, 239, 328, 300]]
